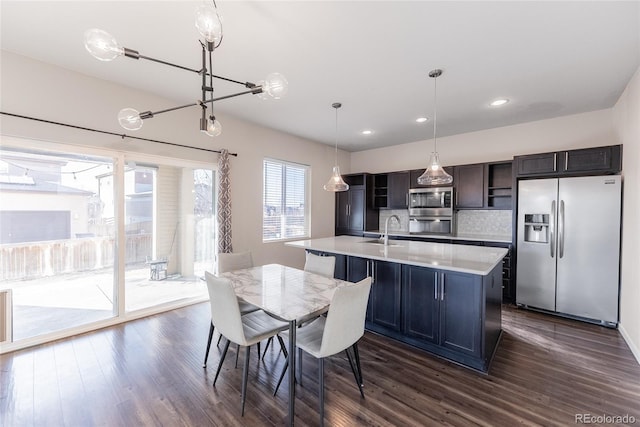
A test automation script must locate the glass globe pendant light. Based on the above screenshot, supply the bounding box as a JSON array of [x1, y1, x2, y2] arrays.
[[117, 108, 143, 130], [324, 103, 349, 192], [204, 116, 222, 137], [195, 3, 223, 46], [84, 28, 124, 61], [417, 69, 453, 186]]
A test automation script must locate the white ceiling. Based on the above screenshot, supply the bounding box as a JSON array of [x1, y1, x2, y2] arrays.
[[1, 1, 639, 152]]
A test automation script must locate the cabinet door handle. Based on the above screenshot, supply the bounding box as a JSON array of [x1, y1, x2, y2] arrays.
[[406, 193, 409, 207], [434, 271, 439, 300], [371, 260, 375, 284], [564, 152, 569, 171], [553, 153, 557, 171], [440, 274, 445, 301]]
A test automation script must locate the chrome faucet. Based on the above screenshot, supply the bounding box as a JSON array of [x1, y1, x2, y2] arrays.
[[382, 215, 400, 246]]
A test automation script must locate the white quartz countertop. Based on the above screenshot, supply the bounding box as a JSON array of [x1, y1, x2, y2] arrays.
[[286, 236, 508, 275], [364, 230, 512, 244]]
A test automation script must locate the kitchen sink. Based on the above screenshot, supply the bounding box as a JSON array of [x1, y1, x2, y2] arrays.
[[361, 239, 403, 247]]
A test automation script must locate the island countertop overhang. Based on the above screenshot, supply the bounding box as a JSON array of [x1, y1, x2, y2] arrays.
[[286, 236, 507, 276]]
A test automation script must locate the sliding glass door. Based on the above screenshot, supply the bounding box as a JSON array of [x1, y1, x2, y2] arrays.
[[0, 143, 215, 348], [0, 147, 116, 341], [124, 162, 213, 312]]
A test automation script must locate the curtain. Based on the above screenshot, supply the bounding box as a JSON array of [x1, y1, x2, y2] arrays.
[[217, 149, 233, 253]]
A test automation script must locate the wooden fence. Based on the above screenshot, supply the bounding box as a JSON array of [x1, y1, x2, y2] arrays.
[[0, 235, 152, 281]]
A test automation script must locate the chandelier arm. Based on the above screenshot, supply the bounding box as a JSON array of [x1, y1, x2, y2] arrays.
[[205, 88, 261, 103], [127, 51, 257, 89], [208, 73, 256, 88], [135, 53, 201, 74], [146, 102, 200, 117], [132, 87, 259, 121]]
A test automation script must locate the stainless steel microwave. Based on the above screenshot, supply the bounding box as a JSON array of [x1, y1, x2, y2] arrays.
[[408, 187, 453, 217]]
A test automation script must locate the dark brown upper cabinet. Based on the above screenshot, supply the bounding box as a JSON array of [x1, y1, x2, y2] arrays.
[[515, 145, 621, 178]]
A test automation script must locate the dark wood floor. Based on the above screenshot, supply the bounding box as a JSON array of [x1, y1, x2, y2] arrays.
[[2, 303, 639, 426]]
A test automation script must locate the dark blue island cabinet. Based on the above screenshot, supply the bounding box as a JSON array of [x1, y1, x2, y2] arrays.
[[308, 249, 503, 373]]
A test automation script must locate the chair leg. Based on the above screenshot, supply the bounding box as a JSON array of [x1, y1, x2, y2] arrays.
[[217, 334, 223, 346], [318, 357, 325, 427], [241, 346, 250, 416], [235, 344, 240, 368], [345, 347, 365, 399], [262, 337, 273, 360], [213, 339, 231, 386], [297, 347, 303, 387], [276, 335, 288, 358], [274, 358, 288, 396], [353, 342, 363, 387], [257, 341, 261, 360], [203, 322, 215, 368]]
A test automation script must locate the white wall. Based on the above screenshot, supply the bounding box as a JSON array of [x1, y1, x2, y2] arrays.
[[0, 51, 347, 270], [351, 109, 616, 173], [613, 66, 640, 363]]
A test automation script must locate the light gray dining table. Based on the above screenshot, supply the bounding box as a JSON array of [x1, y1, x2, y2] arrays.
[[218, 263, 351, 426]]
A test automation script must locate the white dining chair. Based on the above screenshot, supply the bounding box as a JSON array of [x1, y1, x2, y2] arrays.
[[203, 251, 260, 368], [274, 277, 372, 426], [261, 252, 336, 360], [303, 252, 336, 277], [205, 272, 290, 416]]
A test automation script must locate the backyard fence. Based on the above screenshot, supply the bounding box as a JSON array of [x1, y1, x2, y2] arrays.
[[0, 235, 152, 281]]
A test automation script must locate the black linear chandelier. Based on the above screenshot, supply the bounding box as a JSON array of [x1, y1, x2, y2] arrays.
[[83, 1, 287, 137]]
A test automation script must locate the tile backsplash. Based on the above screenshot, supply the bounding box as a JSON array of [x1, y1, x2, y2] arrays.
[[379, 210, 410, 232], [379, 209, 512, 238], [456, 210, 512, 238]]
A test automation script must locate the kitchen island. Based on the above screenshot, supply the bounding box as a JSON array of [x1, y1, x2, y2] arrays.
[[286, 236, 507, 372]]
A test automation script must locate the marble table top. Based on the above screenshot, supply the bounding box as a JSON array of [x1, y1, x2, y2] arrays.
[[219, 263, 352, 322]]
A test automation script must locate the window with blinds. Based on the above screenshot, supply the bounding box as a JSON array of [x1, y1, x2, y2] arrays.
[[263, 159, 310, 242]]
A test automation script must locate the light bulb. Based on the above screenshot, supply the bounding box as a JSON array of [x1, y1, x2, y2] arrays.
[[195, 5, 223, 44], [118, 108, 143, 131], [84, 29, 123, 61], [264, 73, 289, 99], [204, 118, 222, 137]]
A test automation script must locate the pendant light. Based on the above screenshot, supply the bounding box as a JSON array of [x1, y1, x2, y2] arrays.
[[324, 102, 349, 192], [417, 69, 453, 185]]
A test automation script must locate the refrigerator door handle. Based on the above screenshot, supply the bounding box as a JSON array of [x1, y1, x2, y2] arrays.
[[559, 200, 565, 258], [550, 200, 556, 258]]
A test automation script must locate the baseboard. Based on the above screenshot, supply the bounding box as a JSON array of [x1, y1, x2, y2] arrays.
[[618, 322, 640, 366]]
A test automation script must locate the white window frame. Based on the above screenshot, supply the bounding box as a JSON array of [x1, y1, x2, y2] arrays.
[[263, 158, 310, 242]]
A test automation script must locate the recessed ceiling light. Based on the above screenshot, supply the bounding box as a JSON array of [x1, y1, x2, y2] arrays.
[[361, 130, 373, 135], [490, 98, 509, 107], [416, 117, 429, 123]]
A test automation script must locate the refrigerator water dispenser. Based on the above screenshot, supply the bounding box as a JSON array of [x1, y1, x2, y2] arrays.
[[524, 214, 549, 243]]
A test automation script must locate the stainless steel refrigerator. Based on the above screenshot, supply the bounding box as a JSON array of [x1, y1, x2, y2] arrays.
[[516, 175, 621, 326]]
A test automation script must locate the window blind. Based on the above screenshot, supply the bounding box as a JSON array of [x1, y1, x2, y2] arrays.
[[263, 159, 309, 241]]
